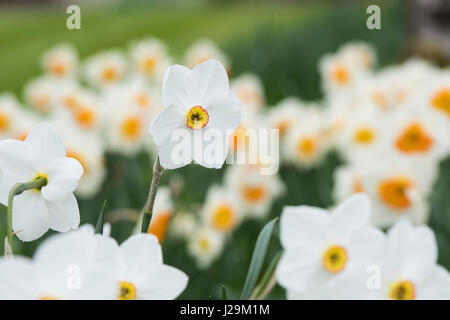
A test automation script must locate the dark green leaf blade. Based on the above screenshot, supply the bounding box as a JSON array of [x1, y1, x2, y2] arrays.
[[240, 217, 278, 300], [95, 201, 107, 234]]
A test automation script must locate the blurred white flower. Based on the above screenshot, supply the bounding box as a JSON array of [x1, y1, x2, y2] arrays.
[[129, 37, 171, 82], [170, 211, 196, 240], [421, 73, 450, 121], [188, 225, 224, 269], [0, 93, 25, 139], [224, 164, 283, 219], [360, 155, 437, 228], [84, 50, 127, 87], [277, 194, 385, 299], [338, 42, 376, 71], [201, 184, 242, 234], [149, 60, 241, 169], [0, 225, 120, 299], [116, 234, 188, 300], [41, 43, 78, 79], [23, 76, 56, 113], [147, 186, 173, 243], [0, 123, 83, 241], [283, 107, 329, 168], [266, 97, 304, 140], [184, 39, 230, 70], [231, 73, 265, 111]]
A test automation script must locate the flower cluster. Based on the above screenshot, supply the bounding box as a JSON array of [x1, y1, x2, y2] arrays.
[[277, 194, 450, 300], [0, 225, 187, 299]]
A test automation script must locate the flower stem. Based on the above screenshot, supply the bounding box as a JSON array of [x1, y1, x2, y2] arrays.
[[7, 177, 48, 252], [141, 157, 164, 233]]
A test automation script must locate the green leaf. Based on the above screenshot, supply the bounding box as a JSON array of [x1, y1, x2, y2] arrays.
[[240, 217, 278, 300], [222, 285, 228, 300], [251, 250, 282, 299], [95, 201, 107, 234]]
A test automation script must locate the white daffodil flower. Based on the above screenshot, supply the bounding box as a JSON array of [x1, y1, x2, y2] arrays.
[[116, 234, 188, 300], [276, 194, 385, 299], [0, 226, 120, 300], [149, 59, 241, 169], [0, 123, 83, 241], [374, 219, 450, 300]]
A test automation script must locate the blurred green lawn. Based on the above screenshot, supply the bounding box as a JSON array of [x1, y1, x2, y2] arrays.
[[1, 0, 450, 300]]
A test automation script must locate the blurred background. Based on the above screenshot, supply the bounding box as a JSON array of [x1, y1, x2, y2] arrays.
[[0, 0, 449, 299]]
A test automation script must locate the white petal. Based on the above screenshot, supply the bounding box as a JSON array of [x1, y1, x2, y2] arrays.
[[46, 193, 80, 233], [0, 139, 37, 179], [120, 234, 163, 282], [136, 265, 188, 300], [207, 92, 241, 131], [0, 257, 40, 299], [276, 248, 319, 292], [41, 157, 83, 201], [418, 265, 450, 299], [188, 60, 229, 106], [280, 205, 329, 250], [25, 123, 66, 170], [149, 105, 185, 146], [13, 191, 49, 241], [347, 226, 386, 264], [192, 128, 227, 169], [0, 174, 18, 206], [161, 65, 191, 108], [157, 134, 192, 169], [329, 194, 371, 242]]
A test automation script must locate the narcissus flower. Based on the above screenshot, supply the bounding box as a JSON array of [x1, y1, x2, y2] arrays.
[[84, 50, 127, 88], [149, 60, 241, 169], [184, 39, 230, 70], [116, 234, 188, 300], [376, 219, 450, 300], [41, 43, 78, 79], [276, 194, 385, 299], [201, 184, 241, 234], [188, 225, 224, 269], [147, 187, 173, 243], [0, 123, 83, 241], [0, 226, 120, 299]]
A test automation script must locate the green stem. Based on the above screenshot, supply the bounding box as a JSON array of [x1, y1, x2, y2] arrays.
[[141, 157, 164, 233], [7, 177, 48, 251]]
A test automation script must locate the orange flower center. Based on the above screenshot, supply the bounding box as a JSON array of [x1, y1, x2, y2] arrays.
[[48, 61, 67, 77], [296, 137, 317, 159], [389, 280, 415, 300], [143, 56, 157, 73], [353, 127, 375, 145], [378, 176, 414, 210], [332, 65, 350, 86], [186, 105, 209, 130], [322, 245, 347, 273], [74, 107, 96, 129], [102, 67, 118, 82], [121, 116, 141, 141], [0, 112, 11, 133], [431, 88, 450, 117], [147, 210, 171, 243], [212, 204, 236, 232], [395, 122, 433, 153], [242, 185, 266, 204]]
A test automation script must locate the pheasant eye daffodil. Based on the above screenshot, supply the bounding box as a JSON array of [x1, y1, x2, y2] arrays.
[[149, 60, 241, 169], [0, 123, 83, 241]]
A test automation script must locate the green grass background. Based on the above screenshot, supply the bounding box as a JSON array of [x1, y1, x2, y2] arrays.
[[1, 0, 449, 299]]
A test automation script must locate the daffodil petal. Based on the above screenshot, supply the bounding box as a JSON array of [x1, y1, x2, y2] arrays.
[[137, 264, 188, 300], [161, 64, 191, 108], [149, 104, 185, 146], [46, 193, 80, 232]]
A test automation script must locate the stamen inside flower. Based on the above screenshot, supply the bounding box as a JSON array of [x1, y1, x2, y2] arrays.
[[121, 116, 142, 141], [186, 106, 209, 130], [378, 176, 414, 210], [431, 88, 450, 117], [143, 56, 157, 73], [353, 127, 375, 145], [242, 185, 266, 204], [212, 204, 236, 232], [389, 280, 415, 300], [395, 122, 433, 153], [0, 112, 11, 133], [48, 61, 67, 77], [199, 237, 212, 253], [118, 281, 137, 300], [322, 245, 347, 273]]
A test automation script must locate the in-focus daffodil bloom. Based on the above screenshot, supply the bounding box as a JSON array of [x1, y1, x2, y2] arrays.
[[276, 194, 385, 299], [149, 60, 241, 169], [0, 123, 83, 241]]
